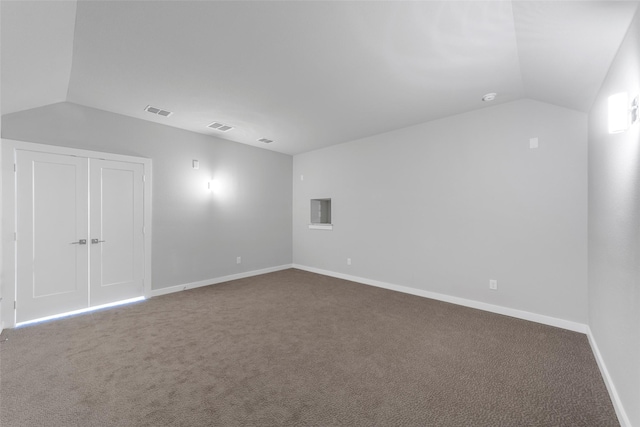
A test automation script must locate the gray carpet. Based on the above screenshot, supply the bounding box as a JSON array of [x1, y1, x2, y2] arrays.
[[0, 269, 618, 426]]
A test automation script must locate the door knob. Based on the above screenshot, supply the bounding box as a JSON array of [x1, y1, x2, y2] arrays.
[[91, 238, 105, 244], [71, 239, 87, 245]]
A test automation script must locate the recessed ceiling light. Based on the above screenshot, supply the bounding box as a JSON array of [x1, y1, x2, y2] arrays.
[[257, 138, 273, 144], [482, 93, 497, 102], [207, 122, 234, 132], [144, 105, 173, 117]]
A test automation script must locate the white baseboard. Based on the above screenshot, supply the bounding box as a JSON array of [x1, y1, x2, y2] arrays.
[[587, 328, 631, 427], [292, 264, 588, 334], [148, 264, 293, 298]]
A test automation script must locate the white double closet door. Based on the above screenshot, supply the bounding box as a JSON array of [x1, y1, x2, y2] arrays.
[[16, 149, 145, 323]]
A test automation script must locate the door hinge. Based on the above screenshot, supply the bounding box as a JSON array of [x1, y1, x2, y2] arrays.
[[142, 175, 146, 183], [14, 163, 17, 173], [142, 226, 145, 235], [14, 232, 17, 241], [14, 301, 17, 310]]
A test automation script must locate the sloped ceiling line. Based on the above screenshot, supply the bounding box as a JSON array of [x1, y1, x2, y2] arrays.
[[64, 0, 80, 104]]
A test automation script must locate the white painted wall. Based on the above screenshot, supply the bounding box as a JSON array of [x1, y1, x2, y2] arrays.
[[294, 99, 588, 324], [588, 9, 640, 427], [1, 102, 293, 298], [0, 2, 3, 334]]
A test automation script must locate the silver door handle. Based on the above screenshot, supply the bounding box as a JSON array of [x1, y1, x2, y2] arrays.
[[91, 239, 105, 244], [71, 239, 87, 245]]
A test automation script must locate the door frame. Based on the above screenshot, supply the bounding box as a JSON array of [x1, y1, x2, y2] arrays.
[[1, 139, 153, 329]]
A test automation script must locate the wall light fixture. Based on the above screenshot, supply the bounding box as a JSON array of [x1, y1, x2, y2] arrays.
[[208, 179, 221, 194], [609, 92, 639, 134]]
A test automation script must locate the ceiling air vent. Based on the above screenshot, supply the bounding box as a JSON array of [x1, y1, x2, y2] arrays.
[[207, 122, 234, 132], [257, 138, 273, 144], [144, 105, 173, 117]]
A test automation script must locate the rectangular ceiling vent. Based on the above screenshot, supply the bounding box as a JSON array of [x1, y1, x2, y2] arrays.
[[257, 138, 273, 144], [207, 122, 234, 132], [144, 105, 172, 117]]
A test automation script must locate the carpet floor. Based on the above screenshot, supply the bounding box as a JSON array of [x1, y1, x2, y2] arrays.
[[0, 269, 618, 426]]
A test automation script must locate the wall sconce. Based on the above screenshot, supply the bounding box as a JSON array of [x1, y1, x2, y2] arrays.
[[609, 92, 639, 134], [208, 179, 221, 194]]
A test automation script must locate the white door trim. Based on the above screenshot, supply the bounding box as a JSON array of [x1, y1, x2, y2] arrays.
[[1, 139, 153, 328]]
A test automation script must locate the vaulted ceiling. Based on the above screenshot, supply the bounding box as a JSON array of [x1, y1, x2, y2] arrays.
[[2, 1, 638, 155]]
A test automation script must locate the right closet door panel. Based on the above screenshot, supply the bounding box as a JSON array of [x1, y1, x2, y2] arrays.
[[89, 158, 145, 307]]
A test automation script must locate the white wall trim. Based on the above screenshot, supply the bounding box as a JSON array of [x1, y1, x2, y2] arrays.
[[308, 224, 333, 230], [148, 264, 293, 298], [2, 139, 151, 164], [586, 327, 631, 427], [292, 264, 588, 334]]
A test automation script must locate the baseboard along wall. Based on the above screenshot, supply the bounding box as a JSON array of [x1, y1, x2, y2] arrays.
[[292, 264, 587, 333], [148, 264, 294, 298], [586, 328, 631, 427]]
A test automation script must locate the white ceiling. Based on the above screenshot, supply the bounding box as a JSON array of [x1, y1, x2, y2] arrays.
[[2, 1, 638, 155]]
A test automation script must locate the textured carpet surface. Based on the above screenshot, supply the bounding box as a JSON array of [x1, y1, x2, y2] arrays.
[[0, 269, 618, 426]]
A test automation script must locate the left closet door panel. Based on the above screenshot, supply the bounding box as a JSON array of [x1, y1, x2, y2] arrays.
[[16, 150, 89, 323]]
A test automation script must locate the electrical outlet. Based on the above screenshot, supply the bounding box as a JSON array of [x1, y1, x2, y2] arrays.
[[347, 258, 352, 265], [489, 279, 498, 290], [236, 256, 241, 264]]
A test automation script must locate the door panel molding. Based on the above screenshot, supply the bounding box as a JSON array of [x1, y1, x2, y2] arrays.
[[16, 150, 89, 322], [1, 139, 152, 328]]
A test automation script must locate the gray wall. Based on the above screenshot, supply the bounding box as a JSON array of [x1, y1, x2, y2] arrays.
[[0, 58, 2, 332], [588, 10, 640, 427], [2, 102, 293, 291], [294, 99, 588, 324]]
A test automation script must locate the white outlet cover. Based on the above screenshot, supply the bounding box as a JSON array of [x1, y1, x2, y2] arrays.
[[192, 159, 199, 169], [489, 279, 498, 290], [529, 137, 539, 149]]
